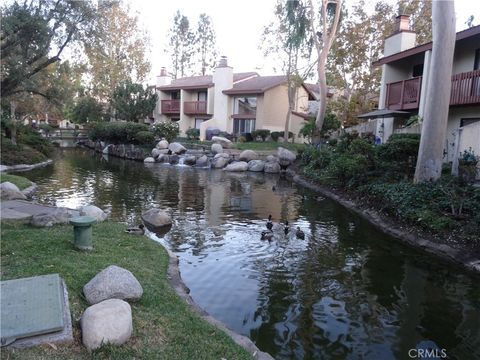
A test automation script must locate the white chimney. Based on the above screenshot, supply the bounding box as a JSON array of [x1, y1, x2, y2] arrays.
[[383, 15, 416, 57], [213, 56, 233, 122], [156, 67, 171, 87]]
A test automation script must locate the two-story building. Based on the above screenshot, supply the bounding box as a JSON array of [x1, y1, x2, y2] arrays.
[[358, 16, 479, 162], [154, 57, 312, 142]]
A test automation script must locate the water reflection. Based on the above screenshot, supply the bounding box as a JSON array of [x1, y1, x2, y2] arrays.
[[26, 149, 480, 360]]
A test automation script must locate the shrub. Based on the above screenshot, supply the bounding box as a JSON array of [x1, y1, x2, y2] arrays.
[[17, 125, 53, 156], [133, 131, 155, 145], [88, 122, 149, 144], [151, 121, 180, 142], [251, 129, 270, 142], [270, 131, 280, 142], [320, 153, 371, 187], [376, 134, 420, 179], [0, 136, 48, 165], [186, 127, 200, 140]]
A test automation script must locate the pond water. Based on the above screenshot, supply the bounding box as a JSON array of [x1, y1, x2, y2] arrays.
[[27, 149, 480, 360]]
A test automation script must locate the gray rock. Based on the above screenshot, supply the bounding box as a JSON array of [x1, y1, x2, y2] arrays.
[[30, 208, 79, 227], [170, 154, 179, 164], [212, 136, 233, 149], [168, 142, 187, 155], [224, 161, 248, 172], [83, 265, 143, 305], [183, 155, 196, 166], [266, 155, 279, 163], [144, 157, 155, 163], [212, 153, 230, 169], [0, 182, 27, 200], [141, 208, 172, 228], [264, 162, 281, 174], [80, 299, 132, 350], [196, 155, 209, 167], [79, 205, 107, 222], [211, 143, 223, 155], [156, 140, 169, 149], [277, 147, 297, 163], [239, 150, 258, 162], [157, 154, 169, 163], [248, 160, 265, 172], [151, 148, 161, 159]]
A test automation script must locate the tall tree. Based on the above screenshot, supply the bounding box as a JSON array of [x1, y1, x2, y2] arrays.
[[414, 1, 456, 183], [84, 0, 151, 104], [69, 96, 105, 124], [262, 0, 311, 143], [110, 81, 158, 123], [307, 0, 342, 144], [195, 14, 217, 76], [167, 11, 194, 79]]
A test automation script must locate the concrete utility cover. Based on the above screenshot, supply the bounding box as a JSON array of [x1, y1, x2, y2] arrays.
[[1, 274, 64, 346]]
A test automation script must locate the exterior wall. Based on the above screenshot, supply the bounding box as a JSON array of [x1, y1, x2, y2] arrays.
[[445, 106, 480, 162], [212, 66, 233, 127], [452, 36, 479, 74], [384, 32, 416, 57]]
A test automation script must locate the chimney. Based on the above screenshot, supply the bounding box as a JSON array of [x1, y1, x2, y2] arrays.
[[213, 55, 233, 123], [394, 15, 411, 33], [383, 14, 416, 57], [217, 56, 229, 68], [156, 67, 171, 87]]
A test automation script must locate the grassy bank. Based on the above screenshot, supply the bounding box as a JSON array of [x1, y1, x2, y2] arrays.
[[1, 222, 252, 359], [0, 173, 33, 190], [234, 141, 305, 152]]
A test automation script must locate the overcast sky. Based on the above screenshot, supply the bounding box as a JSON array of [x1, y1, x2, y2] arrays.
[[128, 0, 480, 84]]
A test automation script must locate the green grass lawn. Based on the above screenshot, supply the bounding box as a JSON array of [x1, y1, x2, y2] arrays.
[[234, 141, 306, 152], [1, 222, 252, 360], [0, 173, 33, 190]]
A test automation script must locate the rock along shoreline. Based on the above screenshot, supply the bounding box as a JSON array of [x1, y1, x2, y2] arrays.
[[286, 168, 480, 276]]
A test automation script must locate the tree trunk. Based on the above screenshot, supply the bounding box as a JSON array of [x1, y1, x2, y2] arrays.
[[414, 1, 455, 183], [284, 79, 295, 144], [10, 100, 17, 146]]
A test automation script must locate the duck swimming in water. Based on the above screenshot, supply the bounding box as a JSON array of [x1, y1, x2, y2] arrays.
[[261, 230, 274, 241], [125, 224, 145, 235], [295, 226, 305, 239], [284, 221, 290, 235], [266, 214, 273, 230]]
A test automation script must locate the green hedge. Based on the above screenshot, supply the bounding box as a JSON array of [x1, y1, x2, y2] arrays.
[[88, 122, 151, 145]]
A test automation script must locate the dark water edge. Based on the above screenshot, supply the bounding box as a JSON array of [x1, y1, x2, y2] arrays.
[[25, 149, 480, 360]]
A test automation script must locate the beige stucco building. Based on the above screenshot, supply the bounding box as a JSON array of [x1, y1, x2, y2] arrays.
[[357, 16, 479, 163], [154, 57, 312, 143]]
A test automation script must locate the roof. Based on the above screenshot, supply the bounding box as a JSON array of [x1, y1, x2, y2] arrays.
[[357, 109, 411, 118], [223, 75, 287, 95], [291, 111, 311, 120], [373, 25, 480, 67], [157, 72, 258, 91]]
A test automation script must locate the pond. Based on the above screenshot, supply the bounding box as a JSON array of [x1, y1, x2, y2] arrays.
[[27, 149, 480, 360]]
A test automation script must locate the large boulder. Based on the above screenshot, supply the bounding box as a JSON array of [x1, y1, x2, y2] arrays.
[[224, 161, 248, 172], [211, 143, 223, 155], [248, 160, 265, 172], [183, 155, 196, 166], [168, 142, 187, 155], [0, 182, 27, 200], [141, 208, 172, 228], [170, 154, 179, 164], [83, 265, 143, 305], [266, 155, 279, 163], [144, 157, 155, 163], [157, 154, 169, 163], [80, 299, 132, 350], [79, 205, 107, 222], [30, 208, 80, 227], [151, 148, 161, 159], [212, 136, 233, 149], [277, 147, 297, 165], [212, 153, 230, 169], [196, 155, 209, 167], [156, 140, 169, 150], [239, 150, 259, 162], [264, 161, 281, 174]]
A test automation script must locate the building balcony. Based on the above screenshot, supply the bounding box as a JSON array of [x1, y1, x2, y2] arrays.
[[183, 101, 208, 115], [385, 70, 480, 110], [161, 100, 180, 114]]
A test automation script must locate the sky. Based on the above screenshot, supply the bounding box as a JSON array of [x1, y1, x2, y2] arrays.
[[128, 0, 480, 84]]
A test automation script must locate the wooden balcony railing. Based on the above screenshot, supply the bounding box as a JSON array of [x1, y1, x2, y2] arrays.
[[386, 70, 480, 110], [183, 101, 208, 115], [386, 76, 422, 110], [161, 100, 180, 114], [450, 69, 480, 105]]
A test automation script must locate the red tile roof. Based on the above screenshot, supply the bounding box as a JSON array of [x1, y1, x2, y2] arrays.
[[223, 75, 288, 95], [157, 72, 258, 91]]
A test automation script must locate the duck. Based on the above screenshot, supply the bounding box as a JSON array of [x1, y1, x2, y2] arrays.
[[295, 227, 305, 239], [266, 214, 273, 230], [125, 224, 145, 235], [284, 221, 290, 235], [272, 185, 276, 191], [261, 230, 274, 241]]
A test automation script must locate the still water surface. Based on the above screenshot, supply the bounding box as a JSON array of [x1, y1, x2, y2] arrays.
[[27, 149, 480, 360]]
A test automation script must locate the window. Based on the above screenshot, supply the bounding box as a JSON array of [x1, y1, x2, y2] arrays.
[[233, 119, 256, 134], [412, 64, 424, 77], [460, 118, 480, 128], [171, 91, 180, 100], [234, 97, 257, 116], [198, 91, 207, 101]]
